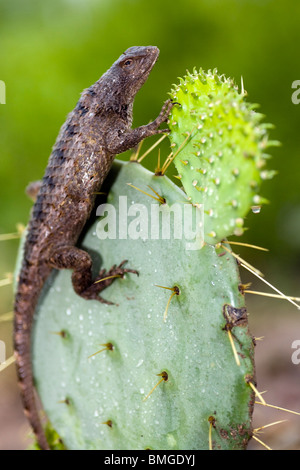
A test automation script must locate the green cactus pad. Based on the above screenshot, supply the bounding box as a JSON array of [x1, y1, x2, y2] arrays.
[[168, 68, 277, 244], [27, 160, 255, 450]]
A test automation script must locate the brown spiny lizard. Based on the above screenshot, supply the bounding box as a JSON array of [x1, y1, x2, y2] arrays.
[[14, 46, 173, 450]]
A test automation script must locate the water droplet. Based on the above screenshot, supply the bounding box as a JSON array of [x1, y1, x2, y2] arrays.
[[251, 205, 261, 214]]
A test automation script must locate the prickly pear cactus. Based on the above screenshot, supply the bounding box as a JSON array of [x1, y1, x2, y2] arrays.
[[29, 160, 255, 450], [16, 66, 278, 450], [168, 68, 277, 244]]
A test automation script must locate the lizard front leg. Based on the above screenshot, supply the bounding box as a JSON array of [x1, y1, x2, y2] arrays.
[[106, 99, 174, 154], [49, 246, 138, 304]]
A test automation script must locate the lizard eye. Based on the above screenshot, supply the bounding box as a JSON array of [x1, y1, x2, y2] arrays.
[[122, 58, 133, 68]]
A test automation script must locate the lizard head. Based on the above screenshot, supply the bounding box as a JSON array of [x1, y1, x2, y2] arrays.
[[88, 46, 160, 116], [111, 46, 160, 102]]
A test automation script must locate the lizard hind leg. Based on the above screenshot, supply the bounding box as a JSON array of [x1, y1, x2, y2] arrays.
[[48, 246, 138, 304]]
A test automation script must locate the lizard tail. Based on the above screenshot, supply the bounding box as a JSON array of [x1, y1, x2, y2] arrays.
[[14, 264, 51, 450]]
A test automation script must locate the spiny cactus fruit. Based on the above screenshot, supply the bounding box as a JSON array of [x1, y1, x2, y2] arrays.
[[23, 160, 256, 450], [168, 68, 277, 244]]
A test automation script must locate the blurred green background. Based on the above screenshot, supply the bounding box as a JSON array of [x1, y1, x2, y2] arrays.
[[1, 0, 300, 450]]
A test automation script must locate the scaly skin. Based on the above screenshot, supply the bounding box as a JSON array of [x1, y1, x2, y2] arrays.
[[14, 46, 173, 450]]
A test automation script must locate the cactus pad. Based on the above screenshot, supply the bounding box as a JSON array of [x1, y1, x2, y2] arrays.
[[168, 68, 277, 244], [28, 160, 255, 450]]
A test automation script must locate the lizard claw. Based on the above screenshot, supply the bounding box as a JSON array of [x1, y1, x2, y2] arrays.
[[154, 99, 175, 128], [157, 128, 171, 134], [79, 260, 138, 304]]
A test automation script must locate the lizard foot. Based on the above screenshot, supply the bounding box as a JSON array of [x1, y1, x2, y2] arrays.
[[80, 260, 139, 304], [153, 99, 177, 134], [155, 99, 175, 126], [49, 246, 138, 305]]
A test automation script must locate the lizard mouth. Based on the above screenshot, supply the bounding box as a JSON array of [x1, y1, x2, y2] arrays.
[[138, 46, 159, 78], [146, 46, 160, 69]]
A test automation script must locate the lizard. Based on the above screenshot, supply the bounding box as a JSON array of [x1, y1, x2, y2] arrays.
[[13, 45, 174, 450]]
